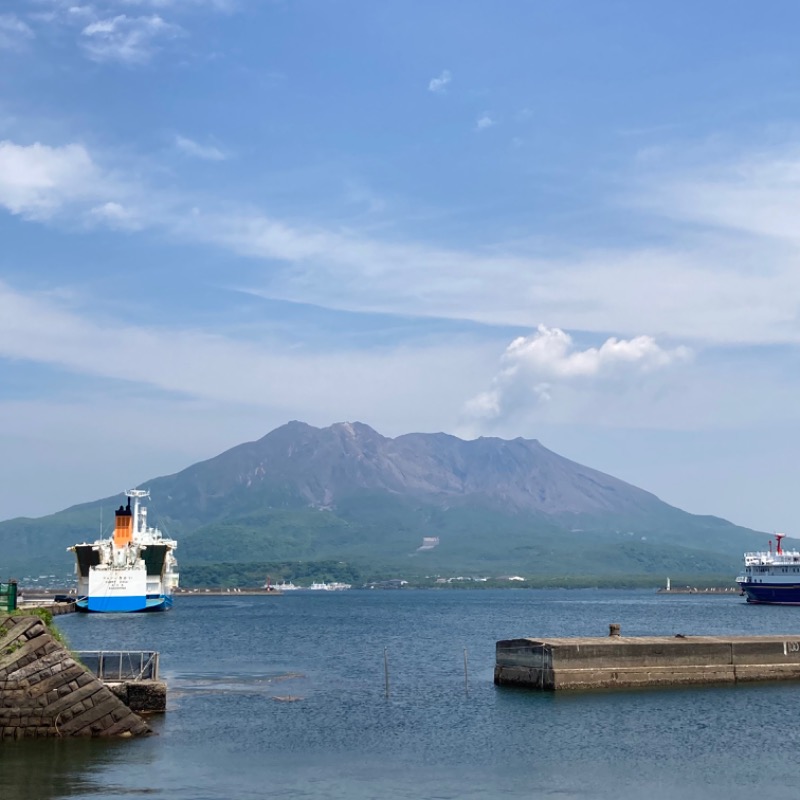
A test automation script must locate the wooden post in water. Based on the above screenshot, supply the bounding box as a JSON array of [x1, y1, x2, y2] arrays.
[[463, 648, 469, 694], [384, 647, 390, 698]]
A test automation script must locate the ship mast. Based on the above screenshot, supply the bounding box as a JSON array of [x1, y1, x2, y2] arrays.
[[126, 489, 150, 537]]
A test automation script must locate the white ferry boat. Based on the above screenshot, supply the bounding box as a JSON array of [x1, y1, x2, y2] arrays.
[[736, 533, 800, 604], [68, 489, 179, 613], [274, 581, 300, 591], [308, 581, 352, 591]]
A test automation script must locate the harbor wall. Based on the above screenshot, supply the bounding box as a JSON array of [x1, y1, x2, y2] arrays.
[[0, 613, 151, 738], [494, 631, 800, 691], [17, 600, 76, 615]]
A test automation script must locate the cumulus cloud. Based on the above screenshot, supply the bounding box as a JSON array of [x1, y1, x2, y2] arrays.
[[475, 113, 495, 131], [465, 325, 691, 422], [0, 14, 34, 50], [81, 14, 182, 64], [174, 134, 227, 161], [428, 69, 451, 93]]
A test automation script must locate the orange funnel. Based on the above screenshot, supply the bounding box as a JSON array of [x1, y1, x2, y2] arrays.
[[114, 502, 134, 548]]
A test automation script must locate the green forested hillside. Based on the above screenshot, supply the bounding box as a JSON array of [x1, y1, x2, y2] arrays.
[[0, 421, 776, 586]]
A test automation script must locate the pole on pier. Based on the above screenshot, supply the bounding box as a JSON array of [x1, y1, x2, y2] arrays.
[[384, 647, 390, 698]]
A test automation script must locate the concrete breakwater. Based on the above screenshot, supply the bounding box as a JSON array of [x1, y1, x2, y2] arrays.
[[495, 625, 800, 691], [17, 599, 76, 615], [0, 613, 151, 738]]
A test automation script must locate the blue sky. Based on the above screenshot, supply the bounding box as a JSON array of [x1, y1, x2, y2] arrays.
[[2, 0, 800, 533]]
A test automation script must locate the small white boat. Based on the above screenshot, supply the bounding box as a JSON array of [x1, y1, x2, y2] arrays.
[[308, 581, 352, 591]]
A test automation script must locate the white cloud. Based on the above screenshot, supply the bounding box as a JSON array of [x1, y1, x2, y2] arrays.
[[639, 148, 800, 245], [428, 69, 451, 93], [0, 140, 106, 219], [475, 113, 495, 131], [464, 325, 691, 422], [88, 201, 142, 229], [0, 279, 482, 425], [81, 14, 182, 64], [7, 137, 800, 349], [120, 0, 237, 8], [174, 134, 227, 161], [0, 14, 34, 50], [502, 326, 690, 379]]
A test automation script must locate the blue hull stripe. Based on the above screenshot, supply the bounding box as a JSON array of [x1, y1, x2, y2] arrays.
[[76, 594, 172, 613], [737, 583, 800, 605]]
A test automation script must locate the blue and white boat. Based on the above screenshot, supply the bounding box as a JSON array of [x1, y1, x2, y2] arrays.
[[736, 533, 800, 604], [69, 489, 179, 613]]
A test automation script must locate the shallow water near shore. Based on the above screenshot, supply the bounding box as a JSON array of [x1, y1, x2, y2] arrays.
[[3, 589, 800, 800]]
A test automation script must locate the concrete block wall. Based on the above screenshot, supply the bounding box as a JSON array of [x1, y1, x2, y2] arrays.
[[0, 613, 151, 738], [495, 634, 800, 691]]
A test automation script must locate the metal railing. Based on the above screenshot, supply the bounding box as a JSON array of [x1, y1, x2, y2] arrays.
[[76, 650, 160, 681]]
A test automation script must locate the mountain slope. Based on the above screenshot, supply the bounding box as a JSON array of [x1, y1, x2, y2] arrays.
[[0, 421, 773, 582]]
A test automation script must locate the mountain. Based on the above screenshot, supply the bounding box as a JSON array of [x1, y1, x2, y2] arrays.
[[0, 421, 772, 585]]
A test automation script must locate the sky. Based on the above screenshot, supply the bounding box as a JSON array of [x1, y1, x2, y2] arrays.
[[2, 0, 800, 533]]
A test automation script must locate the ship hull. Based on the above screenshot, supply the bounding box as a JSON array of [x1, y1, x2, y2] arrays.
[[76, 594, 173, 613], [738, 583, 800, 605]]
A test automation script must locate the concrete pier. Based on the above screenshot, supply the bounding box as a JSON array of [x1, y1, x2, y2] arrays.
[[17, 600, 76, 615], [495, 627, 800, 691]]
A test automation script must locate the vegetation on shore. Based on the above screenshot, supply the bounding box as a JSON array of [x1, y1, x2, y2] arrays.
[[1, 607, 68, 648], [180, 560, 735, 591]]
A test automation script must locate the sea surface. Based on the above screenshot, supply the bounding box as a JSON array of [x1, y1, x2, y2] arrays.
[[3, 589, 800, 800]]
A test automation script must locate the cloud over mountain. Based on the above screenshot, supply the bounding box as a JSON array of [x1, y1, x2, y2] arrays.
[[466, 325, 691, 421]]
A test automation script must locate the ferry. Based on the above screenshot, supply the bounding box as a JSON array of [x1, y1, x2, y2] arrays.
[[736, 533, 800, 604], [309, 581, 352, 591], [68, 489, 179, 613]]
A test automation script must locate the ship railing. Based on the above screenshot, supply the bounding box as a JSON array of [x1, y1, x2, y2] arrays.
[[76, 650, 159, 681], [744, 552, 800, 566], [744, 553, 777, 564]]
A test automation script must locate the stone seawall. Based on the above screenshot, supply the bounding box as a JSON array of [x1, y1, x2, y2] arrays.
[[0, 614, 151, 738], [495, 632, 800, 691]]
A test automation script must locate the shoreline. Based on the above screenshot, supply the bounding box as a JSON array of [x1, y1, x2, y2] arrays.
[[19, 584, 741, 599]]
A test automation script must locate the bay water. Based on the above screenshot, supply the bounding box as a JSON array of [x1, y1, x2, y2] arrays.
[[3, 589, 800, 799]]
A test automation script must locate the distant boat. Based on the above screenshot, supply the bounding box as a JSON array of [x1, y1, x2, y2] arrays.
[[736, 533, 800, 604], [275, 581, 300, 591], [308, 581, 352, 591], [68, 489, 179, 613]]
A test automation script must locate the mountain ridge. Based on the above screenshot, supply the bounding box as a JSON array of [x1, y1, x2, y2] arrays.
[[0, 420, 771, 584]]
